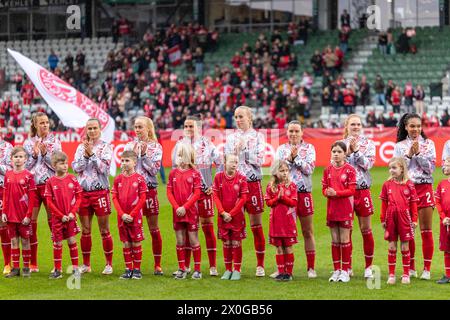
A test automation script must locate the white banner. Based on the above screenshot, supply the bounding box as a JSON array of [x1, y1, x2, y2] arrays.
[[8, 48, 117, 174]]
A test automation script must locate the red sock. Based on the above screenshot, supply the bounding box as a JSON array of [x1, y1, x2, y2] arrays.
[[192, 245, 201, 272], [53, 242, 62, 271], [362, 229, 374, 268], [232, 242, 242, 272], [331, 242, 341, 271], [132, 245, 142, 271], [22, 248, 31, 269], [11, 248, 20, 269], [123, 247, 132, 270], [409, 239, 416, 271], [184, 233, 191, 269], [445, 252, 450, 277], [223, 243, 233, 272], [276, 254, 285, 274], [421, 229, 434, 271], [305, 250, 315, 270], [176, 245, 185, 270], [101, 232, 113, 266], [285, 253, 294, 275], [80, 233, 92, 266], [202, 223, 216, 268], [68, 242, 78, 268], [30, 220, 38, 266], [349, 230, 353, 270], [251, 224, 265, 268], [388, 249, 397, 276], [341, 242, 351, 272], [0, 226, 11, 266], [401, 250, 410, 277], [150, 228, 162, 269]]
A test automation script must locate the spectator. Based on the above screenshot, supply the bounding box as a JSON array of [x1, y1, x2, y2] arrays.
[[112, 19, 119, 44], [334, 46, 344, 73], [414, 84, 425, 116], [342, 84, 356, 114], [397, 28, 410, 54], [331, 88, 342, 115], [338, 27, 350, 54], [183, 48, 194, 73], [193, 47, 204, 78], [20, 80, 34, 106], [403, 81, 414, 113], [323, 47, 338, 76], [288, 52, 298, 71], [340, 10, 351, 28], [441, 110, 450, 126], [359, 75, 370, 108], [311, 50, 323, 76], [298, 17, 309, 45], [366, 111, 377, 127], [385, 79, 395, 106], [384, 112, 398, 127], [3, 127, 14, 145], [48, 49, 59, 72], [75, 50, 85, 68], [13, 72, 23, 92], [373, 74, 386, 110], [65, 52, 74, 70], [118, 17, 131, 46], [391, 85, 402, 114], [0, 95, 12, 127], [387, 28, 395, 55], [378, 31, 388, 56]]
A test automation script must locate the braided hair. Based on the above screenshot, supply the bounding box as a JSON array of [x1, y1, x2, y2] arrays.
[[396, 113, 427, 142]]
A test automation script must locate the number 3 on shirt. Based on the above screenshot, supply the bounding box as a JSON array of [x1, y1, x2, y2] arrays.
[[98, 197, 107, 208]]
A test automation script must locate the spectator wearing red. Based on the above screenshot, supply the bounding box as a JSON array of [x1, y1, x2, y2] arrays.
[[20, 80, 34, 106], [391, 86, 402, 114], [0, 96, 12, 128], [342, 85, 356, 114], [403, 82, 414, 113]]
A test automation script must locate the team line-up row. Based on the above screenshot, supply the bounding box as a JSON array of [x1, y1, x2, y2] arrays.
[[0, 107, 450, 285]]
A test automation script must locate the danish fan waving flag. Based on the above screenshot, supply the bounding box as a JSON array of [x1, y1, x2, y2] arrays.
[[8, 48, 117, 175], [167, 45, 182, 66]]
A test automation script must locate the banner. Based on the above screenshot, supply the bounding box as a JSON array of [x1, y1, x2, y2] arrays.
[[23, 127, 450, 169], [8, 48, 116, 174], [167, 45, 182, 66]]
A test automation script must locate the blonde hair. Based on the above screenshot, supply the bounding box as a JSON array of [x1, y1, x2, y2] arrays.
[[269, 160, 290, 192], [235, 105, 253, 127], [30, 112, 48, 137], [11, 146, 27, 158], [184, 116, 202, 136], [176, 143, 196, 169], [51, 151, 68, 167], [343, 114, 362, 139], [135, 116, 157, 141], [224, 153, 238, 172], [388, 157, 409, 183], [121, 150, 138, 162]]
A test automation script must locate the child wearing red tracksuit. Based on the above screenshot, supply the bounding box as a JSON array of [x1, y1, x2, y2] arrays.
[[265, 160, 298, 281], [45, 151, 82, 279], [213, 154, 248, 281], [380, 157, 418, 285], [167, 143, 202, 280], [1, 146, 37, 278], [322, 141, 356, 283], [435, 158, 450, 284], [112, 151, 147, 280]]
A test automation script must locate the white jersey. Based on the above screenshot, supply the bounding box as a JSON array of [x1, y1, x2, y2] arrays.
[[344, 135, 375, 189], [394, 136, 436, 184], [72, 139, 113, 191], [23, 133, 62, 185], [224, 128, 265, 182], [276, 141, 315, 192], [0, 140, 12, 188], [124, 139, 162, 188], [442, 140, 450, 164], [172, 136, 223, 191]]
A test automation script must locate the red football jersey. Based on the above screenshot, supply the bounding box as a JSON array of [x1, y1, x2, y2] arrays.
[[167, 168, 202, 224], [3, 169, 36, 222], [112, 172, 148, 227], [380, 179, 419, 221], [44, 174, 82, 216], [435, 179, 450, 220], [212, 171, 249, 231], [322, 163, 357, 221], [266, 182, 298, 238]]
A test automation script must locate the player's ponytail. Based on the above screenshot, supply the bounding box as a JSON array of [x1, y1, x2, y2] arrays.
[[396, 113, 427, 142]]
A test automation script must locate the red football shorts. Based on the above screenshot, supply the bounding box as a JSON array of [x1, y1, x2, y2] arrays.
[[173, 221, 199, 232], [8, 222, 32, 239], [143, 187, 159, 217], [353, 189, 374, 217], [51, 219, 80, 242], [0, 187, 3, 214], [119, 224, 145, 243], [384, 211, 414, 242], [79, 190, 111, 217], [245, 181, 264, 215], [269, 236, 298, 247], [296, 192, 314, 217], [439, 223, 450, 252], [327, 220, 353, 229], [198, 192, 214, 219], [414, 183, 435, 209], [34, 184, 48, 208], [218, 227, 246, 241]]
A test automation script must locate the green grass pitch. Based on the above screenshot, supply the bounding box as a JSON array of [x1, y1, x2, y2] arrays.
[[1, 167, 449, 300]]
